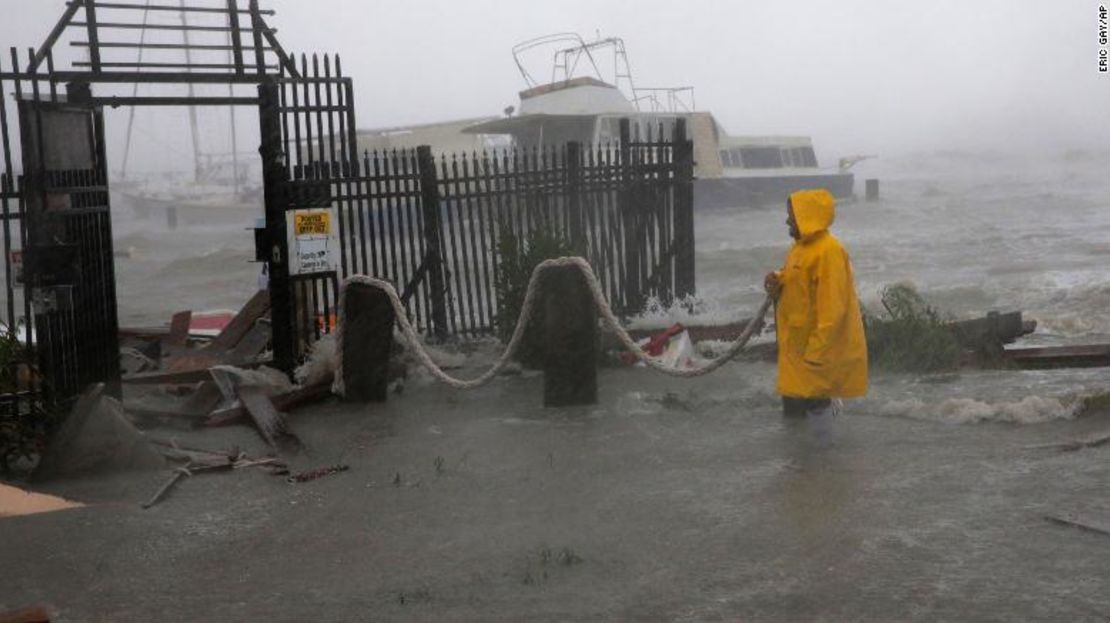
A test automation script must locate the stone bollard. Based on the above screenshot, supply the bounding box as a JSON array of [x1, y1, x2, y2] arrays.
[[865, 178, 880, 201], [543, 264, 598, 407], [341, 282, 395, 402]]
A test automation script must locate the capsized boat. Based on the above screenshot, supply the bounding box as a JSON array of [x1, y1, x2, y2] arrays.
[[463, 33, 861, 209]]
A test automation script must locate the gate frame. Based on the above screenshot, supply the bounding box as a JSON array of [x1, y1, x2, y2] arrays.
[[0, 0, 318, 435]]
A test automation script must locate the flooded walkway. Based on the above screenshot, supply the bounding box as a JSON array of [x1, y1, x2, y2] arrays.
[[1, 362, 1108, 621]]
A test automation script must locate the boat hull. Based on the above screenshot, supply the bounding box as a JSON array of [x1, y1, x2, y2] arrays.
[[114, 191, 261, 228], [694, 172, 855, 210]]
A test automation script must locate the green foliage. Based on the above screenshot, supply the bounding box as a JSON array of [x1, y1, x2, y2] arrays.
[[495, 225, 575, 366], [863, 283, 963, 373], [0, 330, 48, 472]]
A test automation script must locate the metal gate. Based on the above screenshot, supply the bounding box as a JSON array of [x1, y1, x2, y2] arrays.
[[19, 98, 121, 405], [0, 52, 120, 424], [258, 54, 357, 371]]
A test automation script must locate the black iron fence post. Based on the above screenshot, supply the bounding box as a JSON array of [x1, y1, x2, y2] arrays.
[[258, 79, 295, 373], [566, 141, 585, 254], [672, 117, 696, 300], [416, 145, 448, 341], [618, 118, 641, 312]]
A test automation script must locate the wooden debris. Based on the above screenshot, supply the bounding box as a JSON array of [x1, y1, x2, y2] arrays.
[[1003, 344, 1110, 370], [1024, 431, 1110, 452], [227, 321, 271, 361], [122, 404, 207, 429], [141, 453, 287, 509], [148, 438, 241, 463], [123, 364, 255, 386], [237, 385, 302, 453], [122, 295, 272, 387], [286, 464, 349, 484], [119, 326, 172, 339], [0, 606, 51, 623], [949, 311, 1033, 349], [1044, 513, 1110, 537], [208, 289, 270, 352], [141, 469, 189, 509], [204, 380, 333, 427], [166, 310, 192, 348]]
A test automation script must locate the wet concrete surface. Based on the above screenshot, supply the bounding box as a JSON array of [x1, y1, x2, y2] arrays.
[[2, 366, 1109, 622]]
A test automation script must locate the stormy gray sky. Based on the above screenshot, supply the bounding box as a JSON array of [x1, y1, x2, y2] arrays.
[[1, 0, 1106, 173]]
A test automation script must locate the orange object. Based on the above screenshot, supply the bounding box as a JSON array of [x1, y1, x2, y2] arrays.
[[316, 313, 337, 332]]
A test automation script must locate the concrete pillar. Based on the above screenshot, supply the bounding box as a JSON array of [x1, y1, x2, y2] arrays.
[[166, 204, 178, 230], [865, 179, 880, 201], [341, 282, 394, 402], [543, 265, 598, 407]]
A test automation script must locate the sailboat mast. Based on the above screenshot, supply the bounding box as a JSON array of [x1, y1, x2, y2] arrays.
[[119, 0, 152, 180], [179, 0, 203, 183], [227, 15, 240, 194]]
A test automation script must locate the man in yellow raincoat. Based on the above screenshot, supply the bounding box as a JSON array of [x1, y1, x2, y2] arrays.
[[764, 189, 868, 418]]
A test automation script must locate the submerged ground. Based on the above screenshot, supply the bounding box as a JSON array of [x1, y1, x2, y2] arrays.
[[1, 361, 1109, 621], [1, 152, 1107, 620]]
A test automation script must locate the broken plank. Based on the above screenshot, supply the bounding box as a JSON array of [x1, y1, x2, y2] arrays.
[[124, 404, 207, 422], [166, 310, 192, 348], [180, 381, 227, 417], [226, 321, 271, 361], [1024, 431, 1110, 452], [141, 469, 187, 509], [122, 359, 268, 386], [1004, 344, 1110, 370], [119, 326, 172, 338], [237, 384, 302, 453], [207, 289, 270, 352], [204, 381, 332, 427], [148, 438, 241, 463], [1044, 513, 1110, 536]]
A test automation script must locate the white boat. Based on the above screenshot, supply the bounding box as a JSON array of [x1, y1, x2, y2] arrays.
[[113, 168, 262, 229], [462, 33, 859, 209]]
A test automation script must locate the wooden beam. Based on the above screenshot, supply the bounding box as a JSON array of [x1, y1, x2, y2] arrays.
[[1003, 344, 1110, 370], [238, 385, 302, 452], [122, 358, 265, 385], [208, 288, 270, 351]]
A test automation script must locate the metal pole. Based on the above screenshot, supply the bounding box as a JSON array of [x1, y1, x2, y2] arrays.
[[258, 80, 294, 373], [416, 145, 448, 341], [671, 117, 696, 299]]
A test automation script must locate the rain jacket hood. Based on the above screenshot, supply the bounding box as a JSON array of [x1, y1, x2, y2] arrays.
[[789, 189, 836, 241], [775, 189, 868, 399]]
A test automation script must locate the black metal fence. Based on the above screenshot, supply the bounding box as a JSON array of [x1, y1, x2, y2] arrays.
[[344, 120, 697, 339], [262, 62, 695, 365], [0, 50, 55, 433]]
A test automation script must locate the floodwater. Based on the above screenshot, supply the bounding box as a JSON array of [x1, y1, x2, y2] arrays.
[[105, 149, 1110, 425], [684, 149, 1110, 425], [1, 150, 1108, 621]]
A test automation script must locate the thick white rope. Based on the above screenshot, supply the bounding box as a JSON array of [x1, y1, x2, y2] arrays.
[[334, 256, 772, 393]]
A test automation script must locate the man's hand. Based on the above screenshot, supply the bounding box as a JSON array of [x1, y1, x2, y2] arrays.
[[764, 271, 782, 299]]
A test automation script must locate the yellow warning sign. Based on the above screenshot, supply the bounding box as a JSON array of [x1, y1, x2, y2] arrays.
[[293, 211, 331, 236]]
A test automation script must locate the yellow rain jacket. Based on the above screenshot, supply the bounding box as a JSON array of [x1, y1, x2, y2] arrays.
[[775, 189, 868, 399]]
